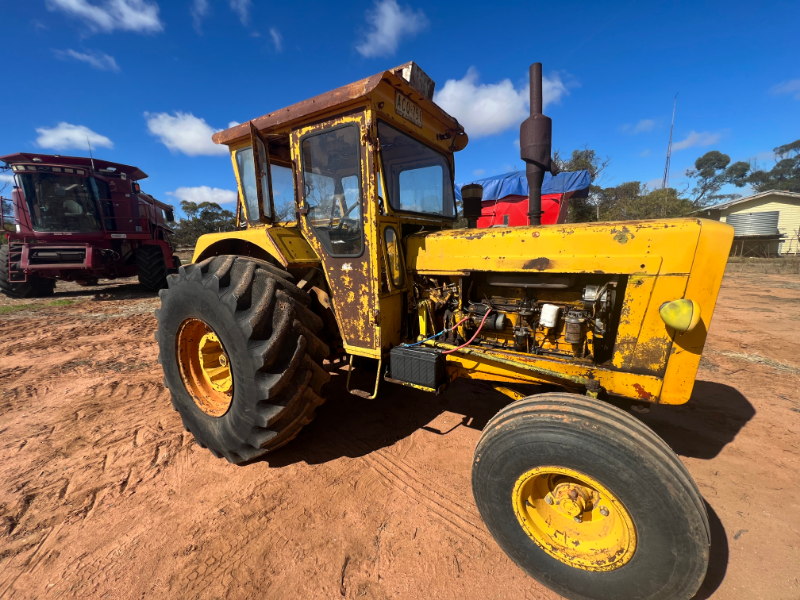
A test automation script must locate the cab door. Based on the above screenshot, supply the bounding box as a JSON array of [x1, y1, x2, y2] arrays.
[[292, 112, 380, 356]]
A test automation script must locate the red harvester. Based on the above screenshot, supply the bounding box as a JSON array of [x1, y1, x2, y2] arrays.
[[0, 153, 179, 297]]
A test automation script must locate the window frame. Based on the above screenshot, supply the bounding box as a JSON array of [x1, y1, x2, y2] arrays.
[[376, 119, 456, 220], [299, 122, 366, 259]]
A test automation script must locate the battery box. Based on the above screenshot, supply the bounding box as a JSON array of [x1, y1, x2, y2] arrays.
[[389, 346, 446, 389]]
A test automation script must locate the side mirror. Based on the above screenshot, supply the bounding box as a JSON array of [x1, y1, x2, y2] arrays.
[[165, 209, 175, 223]]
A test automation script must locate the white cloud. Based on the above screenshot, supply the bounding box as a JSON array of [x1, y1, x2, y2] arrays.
[[513, 139, 520, 149], [35, 122, 114, 151], [639, 149, 651, 157], [622, 119, 655, 134], [355, 0, 428, 58], [229, 0, 251, 25], [145, 112, 228, 156], [434, 67, 568, 138], [644, 177, 663, 189], [191, 0, 210, 33], [228, 121, 240, 128], [472, 169, 485, 177], [269, 27, 283, 52], [46, 0, 163, 34], [1, 173, 15, 185], [168, 186, 237, 205], [672, 130, 721, 152], [54, 49, 120, 71], [769, 79, 800, 100]]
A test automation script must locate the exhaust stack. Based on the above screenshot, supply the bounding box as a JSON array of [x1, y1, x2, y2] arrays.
[[519, 63, 552, 226]]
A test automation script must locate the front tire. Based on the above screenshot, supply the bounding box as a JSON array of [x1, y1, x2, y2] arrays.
[[155, 255, 330, 463], [472, 393, 709, 600], [0, 245, 55, 298]]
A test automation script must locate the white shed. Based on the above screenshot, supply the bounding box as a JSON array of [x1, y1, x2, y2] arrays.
[[695, 190, 800, 255]]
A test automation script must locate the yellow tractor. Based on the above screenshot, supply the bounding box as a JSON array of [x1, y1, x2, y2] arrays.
[[155, 62, 733, 600]]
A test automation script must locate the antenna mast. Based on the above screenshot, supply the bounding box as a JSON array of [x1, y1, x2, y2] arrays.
[[662, 93, 677, 189], [87, 137, 96, 172]]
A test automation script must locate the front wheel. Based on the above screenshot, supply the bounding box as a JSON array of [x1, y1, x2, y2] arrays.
[[472, 393, 709, 600]]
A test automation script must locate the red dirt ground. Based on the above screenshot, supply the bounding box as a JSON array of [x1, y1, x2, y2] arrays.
[[0, 270, 798, 599]]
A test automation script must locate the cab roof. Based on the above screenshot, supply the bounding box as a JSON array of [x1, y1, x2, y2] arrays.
[[0, 153, 148, 181], [212, 67, 462, 147]]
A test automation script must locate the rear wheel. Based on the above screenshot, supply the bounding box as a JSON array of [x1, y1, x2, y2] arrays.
[[472, 393, 709, 600], [136, 245, 168, 291], [0, 245, 56, 298], [155, 255, 330, 463]]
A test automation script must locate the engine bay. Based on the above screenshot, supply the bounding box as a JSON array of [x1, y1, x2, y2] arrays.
[[408, 272, 627, 364]]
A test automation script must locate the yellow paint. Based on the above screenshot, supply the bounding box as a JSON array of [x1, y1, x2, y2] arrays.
[[513, 466, 636, 571], [493, 386, 527, 401], [192, 226, 318, 268]]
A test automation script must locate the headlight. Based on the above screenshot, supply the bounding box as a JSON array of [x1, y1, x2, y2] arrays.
[[659, 299, 701, 333]]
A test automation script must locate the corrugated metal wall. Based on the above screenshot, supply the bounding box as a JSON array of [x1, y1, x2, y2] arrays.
[[720, 195, 800, 254]]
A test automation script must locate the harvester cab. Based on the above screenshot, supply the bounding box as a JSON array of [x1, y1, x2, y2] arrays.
[[0, 153, 178, 297], [155, 62, 734, 600]]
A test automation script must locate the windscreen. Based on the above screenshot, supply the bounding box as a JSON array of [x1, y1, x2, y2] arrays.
[[377, 121, 455, 217], [19, 173, 102, 232]]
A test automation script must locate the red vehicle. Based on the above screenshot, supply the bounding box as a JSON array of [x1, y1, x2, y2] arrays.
[[0, 153, 179, 297]]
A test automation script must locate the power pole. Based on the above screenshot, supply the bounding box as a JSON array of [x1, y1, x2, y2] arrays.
[[662, 93, 678, 189]]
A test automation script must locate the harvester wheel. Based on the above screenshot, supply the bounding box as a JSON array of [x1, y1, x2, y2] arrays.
[[155, 255, 330, 463], [136, 245, 168, 291], [472, 393, 709, 600], [0, 245, 56, 298]]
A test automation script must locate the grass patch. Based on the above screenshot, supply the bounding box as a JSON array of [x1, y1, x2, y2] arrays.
[[48, 299, 74, 307], [0, 304, 35, 314], [0, 299, 76, 315]]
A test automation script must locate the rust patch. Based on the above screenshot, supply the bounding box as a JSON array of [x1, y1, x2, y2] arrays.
[[523, 257, 550, 271], [611, 226, 634, 244], [632, 383, 653, 401]]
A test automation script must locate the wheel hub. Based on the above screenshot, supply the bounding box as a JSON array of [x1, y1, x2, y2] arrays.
[[176, 318, 234, 417], [198, 332, 233, 394], [513, 466, 636, 571]]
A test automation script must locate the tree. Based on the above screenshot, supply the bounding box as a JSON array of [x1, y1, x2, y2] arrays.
[[171, 200, 236, 247], [593, 183, 694, 221], [747, 139, 800, 193], [552, 145, 611, 222], [686, 139, 800, 204], [684, 151, 749, 205]]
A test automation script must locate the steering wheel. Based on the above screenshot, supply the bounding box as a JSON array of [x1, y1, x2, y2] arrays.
[[336, 200, 359, 231]]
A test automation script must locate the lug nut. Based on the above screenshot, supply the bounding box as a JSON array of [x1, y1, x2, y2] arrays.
[[599, 506, 609, 517], [545, 495, 554, 505], [573, 516, 582, 523]]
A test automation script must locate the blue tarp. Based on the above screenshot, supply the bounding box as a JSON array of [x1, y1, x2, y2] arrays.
[[455, 170, 591, 201]]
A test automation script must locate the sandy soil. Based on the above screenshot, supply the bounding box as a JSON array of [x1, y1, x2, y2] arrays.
[[0, 270, 798, 599]]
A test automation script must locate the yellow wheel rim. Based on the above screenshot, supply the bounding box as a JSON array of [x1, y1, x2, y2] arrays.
[[176, 318, 233, 417], [512, 466, 636, 571]]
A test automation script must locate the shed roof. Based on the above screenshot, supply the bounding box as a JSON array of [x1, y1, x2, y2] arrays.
[[692, 190, 800, 213]]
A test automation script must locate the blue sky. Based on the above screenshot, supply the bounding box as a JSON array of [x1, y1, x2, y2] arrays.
[[1, 0, 798, 215]]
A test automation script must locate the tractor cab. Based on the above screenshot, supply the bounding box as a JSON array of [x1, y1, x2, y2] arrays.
[[195, 62, 466, 356]]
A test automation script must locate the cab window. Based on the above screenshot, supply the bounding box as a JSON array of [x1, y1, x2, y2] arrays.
[[301, 125, 363, 256], [235, 146, 260, 223]]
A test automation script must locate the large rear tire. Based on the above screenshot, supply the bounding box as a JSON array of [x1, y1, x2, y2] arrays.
[[155, 255, 330, 463], [472, 393, 709, 600], [0, 245, 56, 298], [136, 245, 168, 291]]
